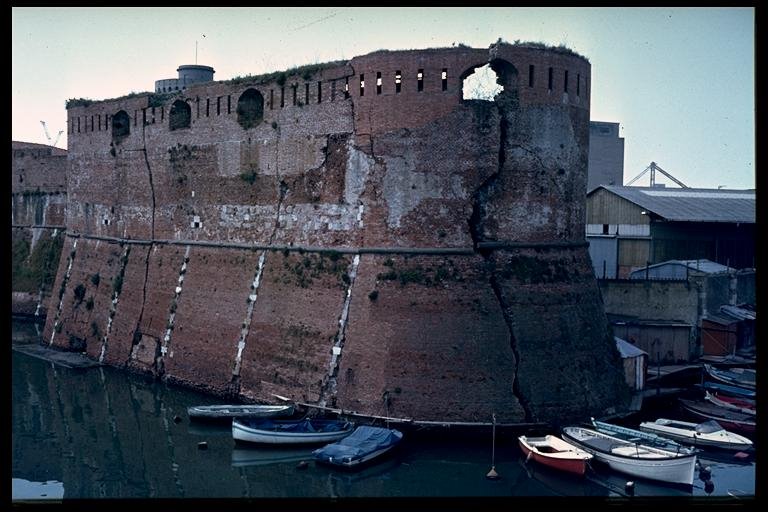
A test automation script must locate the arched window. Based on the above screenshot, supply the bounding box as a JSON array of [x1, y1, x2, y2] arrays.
[[237, 88, 264, 129], [111, 110, 130, 142], [460, 59, 518, 102], [169, 100, 191, 130]]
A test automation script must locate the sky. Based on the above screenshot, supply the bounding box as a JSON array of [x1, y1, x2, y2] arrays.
[[12, 7, 755, 189]]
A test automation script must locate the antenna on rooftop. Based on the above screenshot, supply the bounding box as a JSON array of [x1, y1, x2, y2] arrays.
[[40, 121, 63, 148], [625, 161, 689, 188]]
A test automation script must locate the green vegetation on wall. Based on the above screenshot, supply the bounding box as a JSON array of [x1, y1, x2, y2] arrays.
[[12, 233, 64, 293]]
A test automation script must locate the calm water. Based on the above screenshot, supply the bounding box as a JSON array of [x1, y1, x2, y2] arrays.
[[11, 319, 755, 502]]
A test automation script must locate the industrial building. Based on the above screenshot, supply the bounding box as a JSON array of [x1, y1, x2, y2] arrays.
[[586, 186, 755, 279], [587, 121, 625, 192]]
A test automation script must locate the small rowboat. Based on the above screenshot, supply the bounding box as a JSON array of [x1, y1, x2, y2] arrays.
[[703, 364, 756, 390], [233, 417, 354, 445], [678, 399, 755, 435], [518, 434, 593, 476], [704, 391, 755, 416], [187, 404, 295, 420]]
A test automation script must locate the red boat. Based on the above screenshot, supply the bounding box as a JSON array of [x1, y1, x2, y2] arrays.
[[679, 399, 755, 435], [518, 435, 593, 476], [704, 391, 755, 416]]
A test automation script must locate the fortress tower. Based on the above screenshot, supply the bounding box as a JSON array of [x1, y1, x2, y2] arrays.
[[48, 41, 628, 424]]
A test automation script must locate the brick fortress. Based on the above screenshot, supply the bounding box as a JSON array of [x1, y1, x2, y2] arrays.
[[45, 41, 628, 424]]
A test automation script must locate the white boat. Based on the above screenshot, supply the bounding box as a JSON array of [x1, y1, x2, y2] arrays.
[[639, 419, 753, 451], [187, 403, 294, 420], [561, 426, 697, 486], [590, 418, 696, 455], [232, 417, 354, 445], [313, 426, 403, 469]]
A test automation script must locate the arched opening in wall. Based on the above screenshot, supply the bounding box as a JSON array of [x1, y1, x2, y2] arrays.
[[111, 110, 130, 143], [237, 88, 264, 129], [460, 60, 518, 101], [169, 100, 191, 131]]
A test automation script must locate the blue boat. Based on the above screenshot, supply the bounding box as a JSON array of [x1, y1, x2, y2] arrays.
[[695, 381, 756, 399], [703, 364, 755, 390], [313, 426, 403, 469]]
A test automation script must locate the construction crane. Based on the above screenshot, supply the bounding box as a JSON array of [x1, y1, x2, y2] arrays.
[[40, 120, 63, 148], [625, 161, 689, 188]]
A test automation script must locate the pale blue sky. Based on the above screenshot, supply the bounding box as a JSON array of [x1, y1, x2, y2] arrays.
[[12, 7, 755, 189]]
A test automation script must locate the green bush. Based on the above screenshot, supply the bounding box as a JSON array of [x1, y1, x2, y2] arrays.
[[73, 284, 86, 305]]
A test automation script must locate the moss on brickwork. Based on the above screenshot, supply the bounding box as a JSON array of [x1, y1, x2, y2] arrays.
[[498, 255, 570, 284], [12, 233, 64, 293], [226, 60, 346, 87], [376, 259, 464, 287], [277, 251, 351, 289]]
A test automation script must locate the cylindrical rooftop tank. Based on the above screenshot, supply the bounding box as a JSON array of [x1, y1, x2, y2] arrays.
[[177, 65, 215, 87]]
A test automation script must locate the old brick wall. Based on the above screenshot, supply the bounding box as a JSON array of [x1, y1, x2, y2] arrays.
[[48, 42, 628, 424], [12, 142, 68, 318]]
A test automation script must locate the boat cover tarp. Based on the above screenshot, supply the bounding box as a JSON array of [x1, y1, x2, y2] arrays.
[[313, 426, 402, 461]]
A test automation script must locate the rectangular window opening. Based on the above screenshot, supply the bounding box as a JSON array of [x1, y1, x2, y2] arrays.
[[205, 99, 210, 117], [376, 72, 382, 95], [417, 69, 424, 92], [602, 224, 609, 235], [142, 108, 147, 126], [91, 115, 94, 131], [395, 70, 401, 94], [292, 85, 297, 105], [216, 97, 221, 115], [270, 89, 274, 109], [227, 95, 231, 114], [196, 97, 200, 118], [151, 107, 156, 124], [280, 87, 285, 108], [360, 74, 365, 96], [160, 106, 164, 121], [317, 81, 322, 103], [441, 68, 447, 91], [77, 117, 80, 133], [548, 67, 553, 91], [564, 70, 569, 93], [305, 83, 310, 104], [529, 65, 535, 87], [97, 115, 101, 131]]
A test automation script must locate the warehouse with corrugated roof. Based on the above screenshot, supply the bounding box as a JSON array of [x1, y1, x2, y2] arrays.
[[585, 186, 755, 279]]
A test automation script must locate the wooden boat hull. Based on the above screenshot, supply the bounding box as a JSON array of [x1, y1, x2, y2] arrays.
[[703, 364, 756, 390], [639, 419, 753, 451], [704, 391, 755, 415], [697, 381, 755, 399], [188, 404, 294, 420], [679, 399, 755, 435], [590, 419, 695, 454], [562, 427, 697, 486], [232, 419, 354, 445], [518, 435, 591, 476]]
